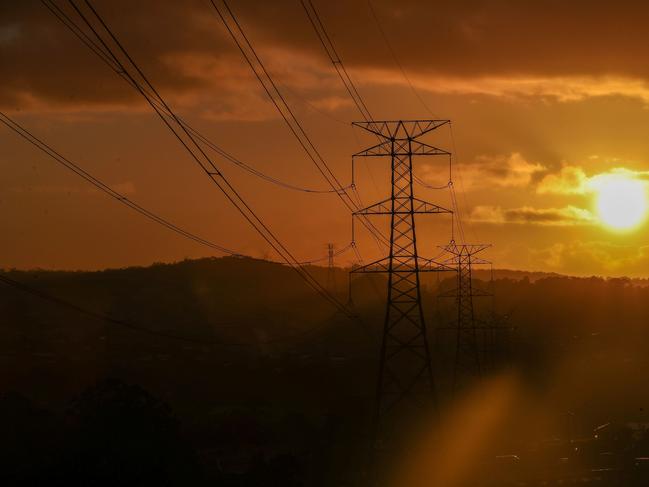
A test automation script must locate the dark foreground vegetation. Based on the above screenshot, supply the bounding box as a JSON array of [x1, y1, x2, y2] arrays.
[[2, 256, 649, 486]]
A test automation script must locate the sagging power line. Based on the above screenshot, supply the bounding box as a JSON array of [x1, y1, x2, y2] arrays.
[[0, 111, 356, 267], [301, 0, 453, 196], [0, 272, 243, 346], [59, 0, 355, 320], [0, 272, 352, 347], [40, 0, 344, 196], [209, 0, 389, 251], [0, 111, 239, 257]]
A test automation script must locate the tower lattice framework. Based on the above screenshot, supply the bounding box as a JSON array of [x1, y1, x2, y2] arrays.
[[326, 243, 336, 294], [438, 242, 491, 391], [351, 120, 453, 445]]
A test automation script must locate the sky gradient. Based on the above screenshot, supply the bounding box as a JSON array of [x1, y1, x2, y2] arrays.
[[3, 0, 649, 276]]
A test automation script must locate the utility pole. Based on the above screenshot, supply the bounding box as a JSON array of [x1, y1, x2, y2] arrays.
[[438, 242, 491, 392], [350, 120, 453, 449]]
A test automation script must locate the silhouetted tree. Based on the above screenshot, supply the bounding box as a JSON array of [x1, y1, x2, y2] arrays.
[[65, 378, 202, 486], [0, 392, 62, 486]]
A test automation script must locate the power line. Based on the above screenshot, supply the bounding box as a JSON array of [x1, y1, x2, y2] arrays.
[[61, 0, 354, 320], [0, 111, 353, 266], [299, 1, 460, 337], [0, 272, 245, 346], [449, 124, 477, 243], [209, 0, 389, 250], [0, 111, 240, 257], [77, 0, 353, 316], [278, 80, 351, 126], [366, 0, 437, 118], [302, 0, 451, 195], [40, 0, 343, 196], [301, 0, 384, 205], [39, 0, 359, 263], [299, 242, 353, 265], [0, 272, 354, 347], [187, 124, 349, 195], [301, 0, 374, 122], [362, 0, 469, 240]]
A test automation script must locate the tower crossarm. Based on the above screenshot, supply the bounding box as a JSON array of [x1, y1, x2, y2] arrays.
[[352, 119, 450, 140], [354, 197, 452, 216], [353, 139, 451, 158], [440, 242, 491, 257], [351, 256, 455, 274]]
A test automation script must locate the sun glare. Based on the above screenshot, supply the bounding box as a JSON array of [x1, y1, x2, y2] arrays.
[[593, 174, 648, 230]]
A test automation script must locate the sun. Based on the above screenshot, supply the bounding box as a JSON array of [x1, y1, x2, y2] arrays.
[[593, 174, 648, 230]]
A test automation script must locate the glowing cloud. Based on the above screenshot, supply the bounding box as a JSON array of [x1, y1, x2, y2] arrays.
[[537, 166, 649, 195], [470, 205, 595, 226]]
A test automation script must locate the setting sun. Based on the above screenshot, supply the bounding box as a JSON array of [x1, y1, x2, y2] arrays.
[[593, 175, 648, 230]]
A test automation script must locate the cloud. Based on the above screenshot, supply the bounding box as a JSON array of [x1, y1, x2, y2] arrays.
[[466, 153, 545, 188], [419, 152, 545, 190], [0, 2, 356, 120], [8, 1, 649, 115], [537, 166, 649, 195], [534, 241, 649, 276], [536, 166, 590, 195], [360, 68, 649, 104], [0, 2, 213, 110], [470, 205, 595, 226], [471, 165, 649, 228]]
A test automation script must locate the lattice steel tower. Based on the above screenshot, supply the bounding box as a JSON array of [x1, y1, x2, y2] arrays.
[[351, 120, 453, 445], [326, 243, 336, 294], [439, 242, 491, 391]]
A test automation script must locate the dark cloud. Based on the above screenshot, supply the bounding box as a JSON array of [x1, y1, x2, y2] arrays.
[[503, 207, 582, 224], [5, 0, 649, 111], [471, 205, 594, 226], [223, 0, 649, 78], [0, 0, 227, 109]]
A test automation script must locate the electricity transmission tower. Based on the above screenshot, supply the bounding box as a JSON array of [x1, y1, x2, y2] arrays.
[[327, 243, 336, 294], [351, 120, 453, 447], [481, 312, 515, 372], [438, 242, 491, 391]]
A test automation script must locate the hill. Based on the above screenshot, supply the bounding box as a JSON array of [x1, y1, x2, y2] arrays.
[[3, 256, 649, 485]]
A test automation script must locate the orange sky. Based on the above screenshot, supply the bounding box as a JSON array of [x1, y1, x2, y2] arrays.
[[4, 0, 649, 276]]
